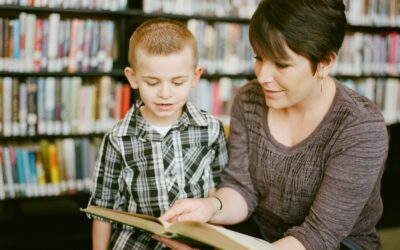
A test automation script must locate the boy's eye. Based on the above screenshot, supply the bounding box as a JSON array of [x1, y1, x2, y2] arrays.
[[146, 81, 158, 86], [172, 81, 185, 86]]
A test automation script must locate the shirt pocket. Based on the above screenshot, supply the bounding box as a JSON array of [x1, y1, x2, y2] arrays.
[[182, 145, 214, 185]]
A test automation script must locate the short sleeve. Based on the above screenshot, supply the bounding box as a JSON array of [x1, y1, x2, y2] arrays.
[[87, 133, 126, 220]]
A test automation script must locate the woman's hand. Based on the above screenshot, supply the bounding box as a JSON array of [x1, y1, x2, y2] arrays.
[[152, 235, 200, 250], [159, 197, 220, 223]]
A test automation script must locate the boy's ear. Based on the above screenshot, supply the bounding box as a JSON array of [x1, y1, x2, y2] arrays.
[[191, 67, 204, 88], [124, 67, 139, 89], [317, 53, 337, 78]]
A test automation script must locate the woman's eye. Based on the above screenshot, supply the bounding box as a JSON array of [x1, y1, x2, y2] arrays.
[[276, 62, 289, 68], [253, 55, 262, 61]]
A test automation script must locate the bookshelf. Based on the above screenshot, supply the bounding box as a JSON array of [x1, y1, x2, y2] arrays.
[[0, 0, 399, 247], [0, 1, 257, 203]]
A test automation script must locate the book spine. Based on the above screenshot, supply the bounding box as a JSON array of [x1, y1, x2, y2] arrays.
[[0, 148, 5, 200], [27, 78, 38, 136], [45, 77, 56, 135], [61, 77, 71, 135], [27, 151, 39, 197], [11, 78, 20, 136], [37, 77, 46, 134], [2, 77, 12, 136], [121, 84, 131, 117], [33, 19, 43, 72], [3, 147, 15, 198], [0, 77, 3, 135], [25, 14, 36, 72], [47, 13, 60, 72], [19, 81, 28, 136], [0, 18, 3, 71]]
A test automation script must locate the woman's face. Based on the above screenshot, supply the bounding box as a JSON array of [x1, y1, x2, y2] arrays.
[[254, 44, 320, 110]]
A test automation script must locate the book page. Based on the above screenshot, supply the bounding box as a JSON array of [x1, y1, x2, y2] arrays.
[[211, 225, 274, 250], [168, 221, 274, 250]]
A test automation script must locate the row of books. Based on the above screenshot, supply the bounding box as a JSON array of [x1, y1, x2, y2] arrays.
[[142, 0, 260, 18], [345, 0, 400, 27], [0, 76, 131, 137], [188, 20, 253, 74], [332, 32, 400, 76], [343, 77, 400, 125], [2, 74, 397, 139], [0, 138, 101, 200], [191, 77, 400, 126], [190, 77, 247, 125], [0, 0, 127, 10], [0, 13, 116, 73]]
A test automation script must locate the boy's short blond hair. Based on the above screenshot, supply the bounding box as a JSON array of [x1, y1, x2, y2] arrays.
[[128, 18, 198, 69]]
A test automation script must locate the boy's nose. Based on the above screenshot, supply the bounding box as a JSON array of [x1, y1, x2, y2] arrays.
[[158, 83, 172, 98]]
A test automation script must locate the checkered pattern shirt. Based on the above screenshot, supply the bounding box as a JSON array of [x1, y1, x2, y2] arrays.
[[88, 101, 228, 250]]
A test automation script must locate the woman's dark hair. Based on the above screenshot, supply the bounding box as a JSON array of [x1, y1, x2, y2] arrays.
[[249, 0, 347, 73]]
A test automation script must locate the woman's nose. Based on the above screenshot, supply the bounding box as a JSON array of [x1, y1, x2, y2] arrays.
[[257, 61, 275, 82]]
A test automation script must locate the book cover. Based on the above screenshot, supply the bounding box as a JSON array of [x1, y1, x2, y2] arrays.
[[81, 205, 274, 250]]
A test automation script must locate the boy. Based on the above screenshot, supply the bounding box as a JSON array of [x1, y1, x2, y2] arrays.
[[87, 18, 228, 250]]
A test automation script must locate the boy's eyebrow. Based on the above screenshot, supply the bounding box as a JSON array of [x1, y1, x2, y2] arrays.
[[142, 75, 188, 80], [142, 76, 160, 80], [171, 75, 188, 80]]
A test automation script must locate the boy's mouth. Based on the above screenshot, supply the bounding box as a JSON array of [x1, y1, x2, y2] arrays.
[[156, 103, 173, 110]]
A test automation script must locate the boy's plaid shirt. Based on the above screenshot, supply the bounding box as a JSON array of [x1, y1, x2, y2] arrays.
[[88, 101, 228, 249]]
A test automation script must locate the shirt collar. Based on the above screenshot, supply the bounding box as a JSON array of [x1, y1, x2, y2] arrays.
[[112, 99, 209, 138]]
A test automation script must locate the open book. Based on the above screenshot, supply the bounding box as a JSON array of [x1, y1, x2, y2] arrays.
[[81, 205, 274, 250]]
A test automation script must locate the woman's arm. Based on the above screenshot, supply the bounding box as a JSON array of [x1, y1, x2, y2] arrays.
[[92, 219, 112, 250], [162, 89, 255, 224], [161, 187, 248, 224], [273, 236, 306, 250]]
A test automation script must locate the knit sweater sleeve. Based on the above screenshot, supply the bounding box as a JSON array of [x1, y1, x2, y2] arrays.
[[285, 113, 388, 249], [218, 86, 259, 217]]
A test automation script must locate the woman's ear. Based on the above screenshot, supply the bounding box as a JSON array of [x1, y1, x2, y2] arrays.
[[191, 67, 204, 88], [317, 53, 337, 78], [124, 67, 139, 89]]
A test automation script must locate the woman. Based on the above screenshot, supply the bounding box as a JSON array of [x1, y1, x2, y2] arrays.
[[158, 0, 388, 249]]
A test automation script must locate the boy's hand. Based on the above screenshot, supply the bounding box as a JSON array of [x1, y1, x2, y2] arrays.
[[159, 198, 220, 223], [152, 235, 200, 250]]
